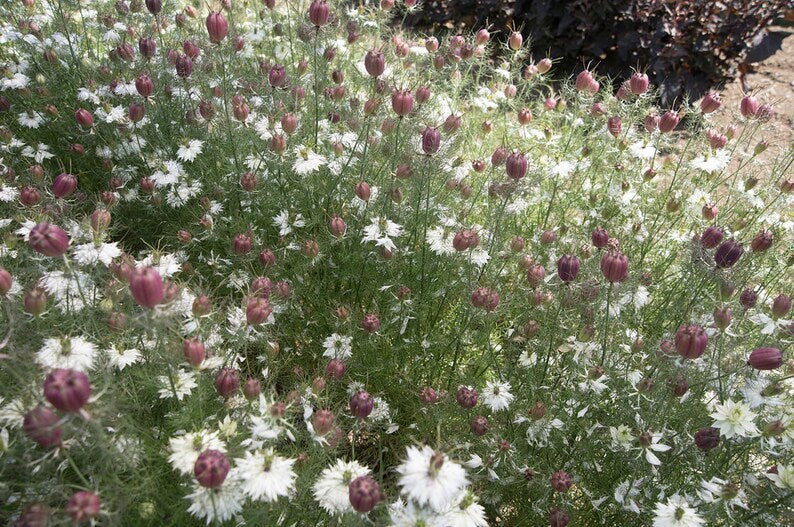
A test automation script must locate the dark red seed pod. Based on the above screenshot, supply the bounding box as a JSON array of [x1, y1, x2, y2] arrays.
[[312, 409, 334, 434], [748, 347, 783, 370], [700, 226, 724, 249], [591, 227, 609, 248], [714, 239, 743, 268], [674, 324, 708, 359], [349, 475, 381, 513], [214, 368, 240, 398], [364, 49, 385, 77], [549, 507, 570, 527], [557, 255, 580, 283], [361, 313, 380, 333], [350, 390, 374, 419], [66, 491, 100, 524], [325, 358, 346, 380], [23, 406, 63, 447], [505, 152, 527, 180], [772, 294, 791, 318], [739, 288, 757, 309], [550, 470, 572, 492], [243, 378, 261, 400], [694, 427, 720, 451], [308, 0, 330, 26], [750, 229, 773, 252], [183, 338, 206, 366], [194, 450, 230, 488], [43, 369, 91, 412], [456, 386, 478, 408], [421, 126, 441, 154], [600, 250, 629, 283]]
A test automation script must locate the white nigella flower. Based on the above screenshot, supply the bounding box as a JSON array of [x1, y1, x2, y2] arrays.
[[39, 270, 99, 312], [176, 139, 204, 162], [21, 143, 55, 163], [362, 217, 403, 252], [0, 184, 19, 202], [235, 448, 297, 502], [312, 458, 370, 515], [637, 431, 671, 466], [689, 149, 730, 173], [697, 477, 747, 510], [442, 491, 488, 527], [322, 333, 353, 359], [36, 336, 98, 371], [17, 111, 44, 129], [105, 345, 142, 371], [614, 478, 644, 514], [748, 312, 791, 335], [168, 430, 226, 475], [158, 369, 198, 401], [151, 160, 185, 187], [426, 226, 456, 255], [396, 446, 469, 512], [767, 464, 794, 489], [292, 146, 327, 175], [186, 472, 245, 524], [72, 242, 122, 267], [272, 209, 306, 236], [610, 425, 634, 450], [652, 494, 705, 527], [96, 105, 125, 124], [628, 141, 657, 159], [139, 253, 182, 278], [481, 380, 514, 412], [710, 399, 759, 439], [388, 499, 445, 527]]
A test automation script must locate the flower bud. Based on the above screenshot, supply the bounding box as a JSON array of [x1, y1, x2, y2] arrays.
[[550, 471, 572, 492], [508, 31, 523, 50], [361, 313, 380, 333]]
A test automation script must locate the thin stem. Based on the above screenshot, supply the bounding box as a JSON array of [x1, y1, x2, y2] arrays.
[[600, 282, 613, 365]]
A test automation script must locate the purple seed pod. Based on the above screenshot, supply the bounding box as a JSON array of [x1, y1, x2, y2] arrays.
[[748, 347, 783, 370], [470, 415, 489, 436], [29, 222, 70, 257], [739, 288, 757, 309], [214, 368, 240, 398], [549, 507, 570, 527], [550, 470, 572, 492], [350, 390, 374, 419], [714, 239, 743, 268], [456, 386, 478, 409], [421, 126, 441, 155], [129, 266, 164, 308], [700, 226, 724, 249], [557, 255, 580, 283], [52, 172, 77, 198], [66, 491, 100, 524], [772, 294, 791, 318], [43, 369, 91, 412], [591, 227, 609, 248], [364, 49, 385, 77], [349, 475, 381, 513], [505, 152, 528, 180], [246, 297, 272, 325], [674, 324, 708, 359], [750, 229, 773, 252], [206, 11, 228, 43], [694, 427, 720, 451], [23, 406, 63, 447], [600, 250, 629, 283], [194, 450, 230, 488]]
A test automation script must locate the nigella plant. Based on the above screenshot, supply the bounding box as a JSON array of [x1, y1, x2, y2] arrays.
[[0, 1, 791, 526]]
